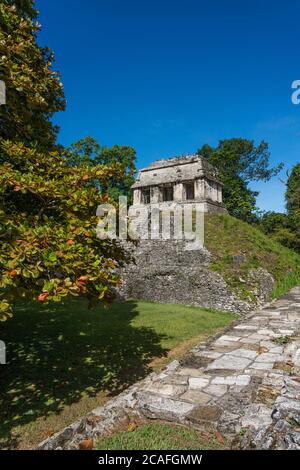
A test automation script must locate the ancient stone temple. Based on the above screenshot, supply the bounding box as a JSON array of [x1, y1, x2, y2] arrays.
[[131, 154, 226, 213], [116, 154, 251, 314]]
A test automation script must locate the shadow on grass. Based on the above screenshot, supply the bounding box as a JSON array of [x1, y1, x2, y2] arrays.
[[0, 299, 168, 446]]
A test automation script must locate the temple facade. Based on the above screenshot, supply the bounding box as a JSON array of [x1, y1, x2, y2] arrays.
[[131, 154, 226, 213]]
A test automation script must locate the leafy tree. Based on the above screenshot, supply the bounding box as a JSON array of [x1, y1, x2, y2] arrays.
[[66, 137, 136, 202], [284, 163, 300, 252], [0, 2, 128, 320], [197, 138, 283, 222], [258, 211, 300, 252], [257, 163, 300, 253], [286, 163, 300, 213], [258, 211, 289, 235], [66, 137, 101, 167], [0, 0, 65, 150]]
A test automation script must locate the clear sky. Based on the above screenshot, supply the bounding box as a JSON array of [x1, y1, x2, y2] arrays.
[[36, 0, 300, 212]]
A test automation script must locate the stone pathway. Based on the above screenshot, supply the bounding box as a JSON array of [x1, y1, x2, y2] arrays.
[[39, 286, 300, 450]]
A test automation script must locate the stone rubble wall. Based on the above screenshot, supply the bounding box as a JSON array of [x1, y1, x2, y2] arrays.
[[117, 240, 273, 314]]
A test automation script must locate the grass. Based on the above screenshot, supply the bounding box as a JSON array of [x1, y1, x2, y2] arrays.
[[0, 299, 234, 449], [205, 214, 300, 301], [273, 335, 292, 345], [95, 422, 228, 450], [271, 271, 300, 299]]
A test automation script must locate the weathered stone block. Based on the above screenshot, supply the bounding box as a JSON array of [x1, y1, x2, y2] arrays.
[[204, 384, 228, 397], [144, 383, 186, 397], [211, 375, 249, 386], [230, 348, 258, 360], [138, 393, 196, 420], [255, 353, 282, 363], [241, 404, 273, 430], [187, 405, 223, 424], [188, 377, 210, 389], [206, 355, 252, 371], [180, 390, 211, 405]]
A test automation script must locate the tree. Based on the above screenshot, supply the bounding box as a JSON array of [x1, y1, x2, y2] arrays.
[[0, 2, 128, 320], [285, 163, 300, 252], [258, 211, 300, 252], [258, 211, 288, 235], [66, 137, 101, 167], [0, 0, 65, 150], [66, 137, 136, 202], [286, 163, 300, 213], [257, 163, 300, 253], [197, 138, 283, 222]]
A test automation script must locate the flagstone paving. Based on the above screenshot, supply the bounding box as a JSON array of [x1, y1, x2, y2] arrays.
[[39, 286, 300, 450]]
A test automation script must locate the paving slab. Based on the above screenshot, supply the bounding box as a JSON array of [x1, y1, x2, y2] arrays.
[[217, 335, 241, 342], [188, 377, 210, 389], [241, 404, 273, 429], [176, 367, 204, 377], [180, 390, 211, 405], [234, 325, 258, 331], [211, 375, 250, 386], [230, 348, 258, 359], [144, 383, 187, 396], [138, 393, 196, 420], [206, 354, 252, 371], [255, 353, 282, 362], [204, 384, 228, 397], [249, 362, 274, 370]]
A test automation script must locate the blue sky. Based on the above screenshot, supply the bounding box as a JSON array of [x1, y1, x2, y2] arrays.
[[36, 0, 300, 212]]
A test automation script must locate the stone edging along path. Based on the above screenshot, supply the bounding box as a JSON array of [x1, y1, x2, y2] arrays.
[[38, 286, 300, 450]]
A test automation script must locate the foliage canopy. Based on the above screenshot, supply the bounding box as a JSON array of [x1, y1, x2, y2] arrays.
[[198, 138, 283, 222]]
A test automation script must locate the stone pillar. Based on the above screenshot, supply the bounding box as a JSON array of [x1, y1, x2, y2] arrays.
[[216, 184, 220, 202], [150, 186, 160, 203], [174, 182, 183, 202], [210, 181, 214, 200], [204, 180, 211, 200], [218, 185, 222, 203], [194, 179, 204, 201], [212, 182, 218, 202], [133, 189, 141, 205], [207, 180, 215, 201], [150, 204, 160, 239]]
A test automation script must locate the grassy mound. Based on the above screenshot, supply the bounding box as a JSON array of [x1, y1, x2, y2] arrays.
[[205, 214, 300, 301]]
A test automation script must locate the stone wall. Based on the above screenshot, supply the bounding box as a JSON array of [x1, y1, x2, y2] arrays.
[[118, 240, 251, 314]]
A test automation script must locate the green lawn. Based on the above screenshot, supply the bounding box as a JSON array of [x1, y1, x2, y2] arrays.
[[0, 299, 234, 449], [96, 422, 228, 450]]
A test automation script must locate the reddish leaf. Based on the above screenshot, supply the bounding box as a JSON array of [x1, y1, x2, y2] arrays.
[[78, 438, 93, 450], [215, 431, 225, 444], [38, 292, 49, 302], [8, 270, 18, 277]]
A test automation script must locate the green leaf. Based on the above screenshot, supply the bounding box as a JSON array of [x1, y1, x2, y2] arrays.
[[48, 252, 57, 263]]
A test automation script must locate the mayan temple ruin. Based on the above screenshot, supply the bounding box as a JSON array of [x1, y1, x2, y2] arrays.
[[131, 154, 226, 214]]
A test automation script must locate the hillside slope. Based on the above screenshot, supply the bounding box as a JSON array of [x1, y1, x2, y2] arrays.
[[205, 214, 300, 302]]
